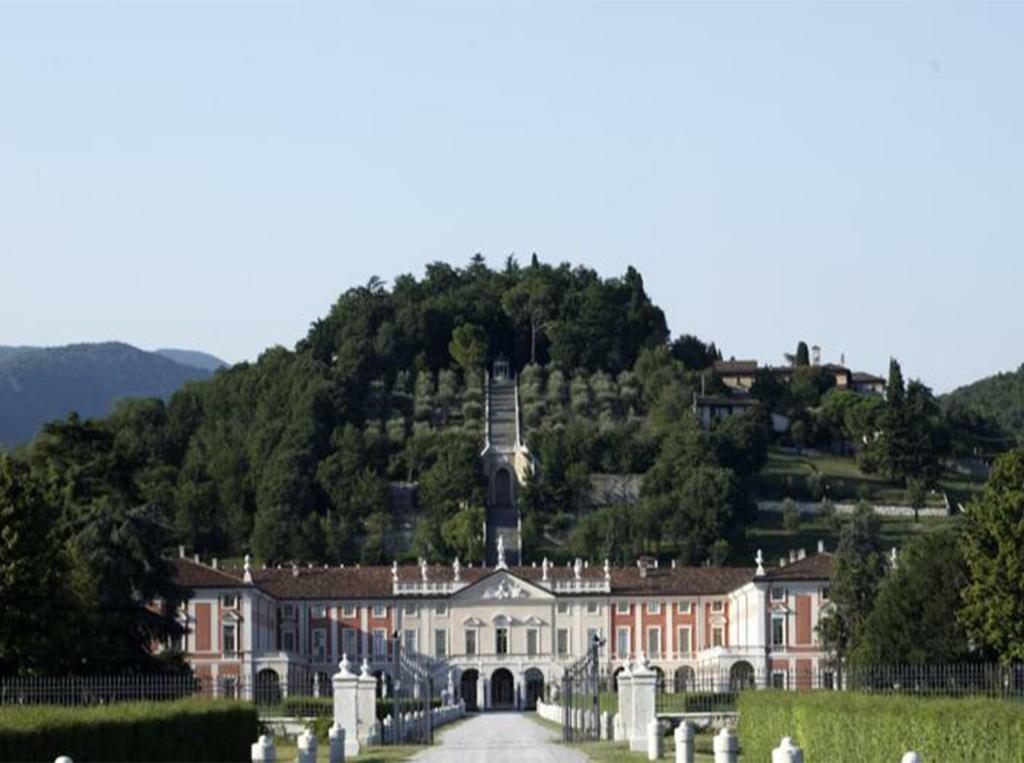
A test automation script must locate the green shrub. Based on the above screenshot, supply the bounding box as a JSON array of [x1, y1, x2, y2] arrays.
[[0, 698, 258, 762], [738, 691, 1024, 762]]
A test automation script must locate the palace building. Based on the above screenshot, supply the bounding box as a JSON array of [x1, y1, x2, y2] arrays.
[[169, 542, 833, 711]]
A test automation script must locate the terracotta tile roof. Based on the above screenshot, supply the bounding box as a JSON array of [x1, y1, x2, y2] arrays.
[[763, 553, 833, 582], [713, 360, 758, 375], [609, 566, 756, 596], [851, 371, 885, 384], [171, 558, 245, 589], [251, 565, 397, 600]]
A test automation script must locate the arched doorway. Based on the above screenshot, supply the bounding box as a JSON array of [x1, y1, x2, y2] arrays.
[[494, 468, 512, 508], [255, 669, 281, 706], [460, 669, 480, 712], [524, 668, 544, 711], [674, 666, 695, 692], [490, 668, 515, 710], [729, 661, 756, 691]]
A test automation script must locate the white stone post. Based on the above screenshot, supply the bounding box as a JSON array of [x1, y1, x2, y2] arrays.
[[901, 754, 923, 763], [328, 725, 345, 763], [675, 720, 695, 763], [600, 710, 611, 740], [251, 734, 276, 763], [296, 729, 317, 763], [617, 663, 634, 740], [713, 728, 738, 763], [613, 713, 625, 742], [356, 659, 378, 746], [332, 656, 361, 758], [647, 719, 663, 761], [629, 659, 658, 753], [772, 737, 804, 763]]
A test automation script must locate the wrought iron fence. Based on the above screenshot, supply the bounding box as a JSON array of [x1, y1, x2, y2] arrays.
[[652, 662, 1024, 716], [380, 634, 437, 746], [560, 633, 606, 742]]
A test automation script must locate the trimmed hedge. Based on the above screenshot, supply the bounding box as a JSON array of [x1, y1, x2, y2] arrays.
[[0, 698, 259, 762], [738, 691, 1024, 762]]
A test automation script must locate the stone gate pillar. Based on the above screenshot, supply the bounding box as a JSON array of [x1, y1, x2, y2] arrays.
[[629, 657, 657, 753], [356, 659, 378, 746], [332, 655, 361, 758]]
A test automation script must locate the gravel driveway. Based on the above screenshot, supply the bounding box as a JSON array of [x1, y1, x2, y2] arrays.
[[409, 712, 588, 762]]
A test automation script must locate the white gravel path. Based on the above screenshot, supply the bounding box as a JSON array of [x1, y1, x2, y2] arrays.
[[409, 712, 589, 763]]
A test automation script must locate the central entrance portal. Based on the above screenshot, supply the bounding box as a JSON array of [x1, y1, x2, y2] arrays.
[[490, 668, 515, 710]]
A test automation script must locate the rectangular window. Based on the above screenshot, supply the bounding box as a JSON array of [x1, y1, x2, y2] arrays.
[[527, 629, 538, 656], [282, 604, 296, 619], [678, 626, 691, 655], [646, 627, 661, 657], [222, 594, 238, 609], [222, 624, 236, 655], [342, 627, 357, 657], [220, 676, 238, 699], [771, 671, 786, 689], [282, 631, 295, 653], [403, 629, 417, 654], [586, 601, 600, 615], [404, 604, 417, 617], [465, 629, 477, 656], [771, 588, 785, 602], [373, 629, 387, 658], [342, 603, 356, 618], [373, 604, 387, 618], [821, 587, 830, 601], [434, 629, 447, 658], [712, 627, 724, 648], [677, 601, 692, 615], [556, 628, 569, 656], [647, 601, 661, 615], [434, 603, 448, 616], [616, 627, 630, 657], [311, 604, 327, 619], [712, 600, 724, 613], [313, 628, 327, 659], [616, 602, 630, 615], [495, 627, 509, 655], [772, 616, 786, 647], [557, 602, 569, 615]]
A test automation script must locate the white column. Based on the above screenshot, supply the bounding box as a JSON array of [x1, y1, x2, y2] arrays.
[[357, 659, 378, 745], [675, 721, 695, 763], [332, 657, 361, 758], [360, 607, 369, 660], [628, 660, 657, 753], [616, 663, 634, 745]]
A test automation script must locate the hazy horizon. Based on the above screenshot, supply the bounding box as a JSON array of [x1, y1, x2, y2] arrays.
[[2, 2, 1021, 394]]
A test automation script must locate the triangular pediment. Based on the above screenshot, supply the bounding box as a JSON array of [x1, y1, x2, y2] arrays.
[[451, 569, 553, 603]]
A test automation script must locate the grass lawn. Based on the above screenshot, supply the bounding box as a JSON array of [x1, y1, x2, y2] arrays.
[[272, 739, 420, 762], [754, 448, 984, 508], [525, 712, 726, 762]]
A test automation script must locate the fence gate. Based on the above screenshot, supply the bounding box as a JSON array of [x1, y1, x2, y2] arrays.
[[561, 634, 604, 742], [384, 635, 435, 746]]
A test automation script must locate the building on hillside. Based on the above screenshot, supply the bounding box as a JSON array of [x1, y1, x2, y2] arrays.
[[712, 360, 759, 391], [165, 545, 834, 710], [692, 394, 758, 429], [851, 372, 886, 396]]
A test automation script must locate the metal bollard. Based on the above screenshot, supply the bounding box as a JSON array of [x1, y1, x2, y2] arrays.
[[647, 719, 664, 761], [296, 729, 317, 763], [772, 736, 804, 763], [251, 734, 276, 763], [901, 754, 923, 763], [675, 720, 695, 763], [713, 727, 738, 763], [328, 724, 345, 763]]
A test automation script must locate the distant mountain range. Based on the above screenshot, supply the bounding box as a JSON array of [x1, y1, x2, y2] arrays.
[[0, 342, 228, 448]]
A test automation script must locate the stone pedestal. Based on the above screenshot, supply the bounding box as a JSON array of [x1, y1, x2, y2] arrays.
[[772, 736, 804, 763], [296, 730, 317, 763], [713, 728, 738, 763], [332, 656, 361, 757], [646, 719, 663, 761], [616, 663, 634, 744], [328, 725, 345, 763], [628, 660, 657, 753], [357, 659, 378, 745], [675, 720, 694, 763], [251, 734, 276, 762]]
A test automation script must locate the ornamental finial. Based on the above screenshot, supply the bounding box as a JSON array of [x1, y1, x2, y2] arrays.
[[453, 556, 462, 582], [755, 549, 765, 577], [496, 536, 507, 569]]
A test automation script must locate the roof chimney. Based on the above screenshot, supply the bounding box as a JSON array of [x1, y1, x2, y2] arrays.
[[211, 557, 218, 569]]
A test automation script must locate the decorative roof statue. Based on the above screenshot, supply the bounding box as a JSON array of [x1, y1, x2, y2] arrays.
[[496, 535, 507, 569], [573, 557, 583, 581], [755, 549, 765, 577], [391, 560, 399, 584], [453, 557, 462, 582], [420, 557, 429, 582], [603, 558, 611, 581], [243, 554, 252, 584], [890, 546, 899, 571], [541, 556, 550, 582]]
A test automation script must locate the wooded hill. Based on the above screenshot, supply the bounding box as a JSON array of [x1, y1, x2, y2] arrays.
[[944, 363, 1024, 446]]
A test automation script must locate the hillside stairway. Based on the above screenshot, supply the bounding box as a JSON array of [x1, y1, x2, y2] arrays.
[[484, 374, 521, 566]]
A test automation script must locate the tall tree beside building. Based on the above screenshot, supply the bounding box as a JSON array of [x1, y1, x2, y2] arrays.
[[795, 341, 810, 367], [818, 503, 887, 663], [959, 449, 1024, 663]]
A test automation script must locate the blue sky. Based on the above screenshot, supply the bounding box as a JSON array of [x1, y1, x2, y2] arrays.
[[1, 2, 1020, 393]]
